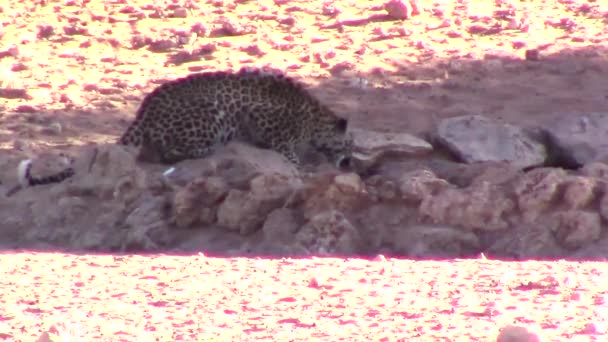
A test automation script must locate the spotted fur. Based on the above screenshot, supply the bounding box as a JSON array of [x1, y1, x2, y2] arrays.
[[119, 67, 353, 166], [17, 67, 353, 186]]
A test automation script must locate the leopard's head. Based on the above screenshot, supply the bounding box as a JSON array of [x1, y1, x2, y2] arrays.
[[309, 113, 353, 170]]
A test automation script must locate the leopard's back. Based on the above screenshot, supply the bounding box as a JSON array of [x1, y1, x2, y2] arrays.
[[118, 67, 351, 165]]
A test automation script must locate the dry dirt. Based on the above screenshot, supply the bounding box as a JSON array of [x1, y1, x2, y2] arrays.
[[1, 0, 608, 340], [1, 253, 608, 341]]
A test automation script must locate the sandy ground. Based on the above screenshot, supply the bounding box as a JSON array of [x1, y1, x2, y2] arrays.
[[1, 253, 607, 341], [1, 0, 608, 340]]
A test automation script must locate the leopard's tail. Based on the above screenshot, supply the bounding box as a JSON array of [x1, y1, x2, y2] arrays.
[[17, 159, 75, 187]]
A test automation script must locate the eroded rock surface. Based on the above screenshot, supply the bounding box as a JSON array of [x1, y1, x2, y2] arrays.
[[2, 128, 608, 259]]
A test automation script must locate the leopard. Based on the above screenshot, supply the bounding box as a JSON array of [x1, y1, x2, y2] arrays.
[[18, 67, 353, 187]]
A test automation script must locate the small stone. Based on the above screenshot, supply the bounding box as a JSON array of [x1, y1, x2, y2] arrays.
[[241, 44, 265, 57], [11, 62, 28, 72], [512, 41, 526, 49], [507, 18, 520, 30], [514, 168, 566, 223], [148, 39, 178, 53], [37, 25, 55, 39], [385, 0, 410, 20], [497, 325, 540, 342], [562, 176, 596, 209], [399, 169, 450, 204], [13, 139, 30, 151], [525, 49, 539, 61], [191, 23, 206, 37], [322, 3, 340, 17], [172, 7, 188, 18], [47, 122, 63, 135], [0, 88, 29, 99]]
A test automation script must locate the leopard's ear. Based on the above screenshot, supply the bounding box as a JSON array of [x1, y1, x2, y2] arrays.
[[336, 118, 348, 133]]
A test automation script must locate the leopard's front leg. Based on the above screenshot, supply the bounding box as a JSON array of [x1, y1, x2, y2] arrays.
[[273, 143, 301, 166]]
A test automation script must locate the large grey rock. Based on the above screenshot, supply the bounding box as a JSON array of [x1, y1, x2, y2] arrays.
[[436, 115, 547, 169], [544, 112, 608, 167]]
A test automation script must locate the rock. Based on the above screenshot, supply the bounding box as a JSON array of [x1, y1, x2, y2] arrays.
[[295, 210, 362, 255], [302, 172, 369, 218], [550, 211, 602, 250], [351, 129, 433, 171], [399, 169, 451, 204], [262, 208, 300, 244], [217, 173, 297, 235], [0, 87, 32, 100], [65, 144, 145, 203], [390, 225, 480, 258], [384, 0, 410, 20], [512, 168, 567, 223], [212, 17, 256, 36], [525, 49, 540, 61], [216, 189, 267, 235], [579, 161, 608, 180], [172, 7, 188, 18], [29, 194, 85, 232], [24, 192, 129, 251], [356, 203, 413, 253], [250, 173, 299, 203], [435, 115, 547, 170], [562, 176, 596, 210], [419, 180, 515, 231], [161, 142, 300, 188], [598, 191, 608, 222], [497, 325, 540, 342], [148, 39, 178, 53], [484, 224, 566, 260], [544, 112, 608, 167], [322, 3, 341, 17], [571, 234, 608, 260], [172, 176, 228, 228], [169, 142, 302, 234], [469, 161, 522, 187], [214, 142, 300, 181], [365, 175, 398, 201], [123, 196, 174, 251]]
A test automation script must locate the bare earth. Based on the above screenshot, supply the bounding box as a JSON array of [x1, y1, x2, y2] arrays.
[[1, 0, 608, 340], [2, 253, 608, 341]]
